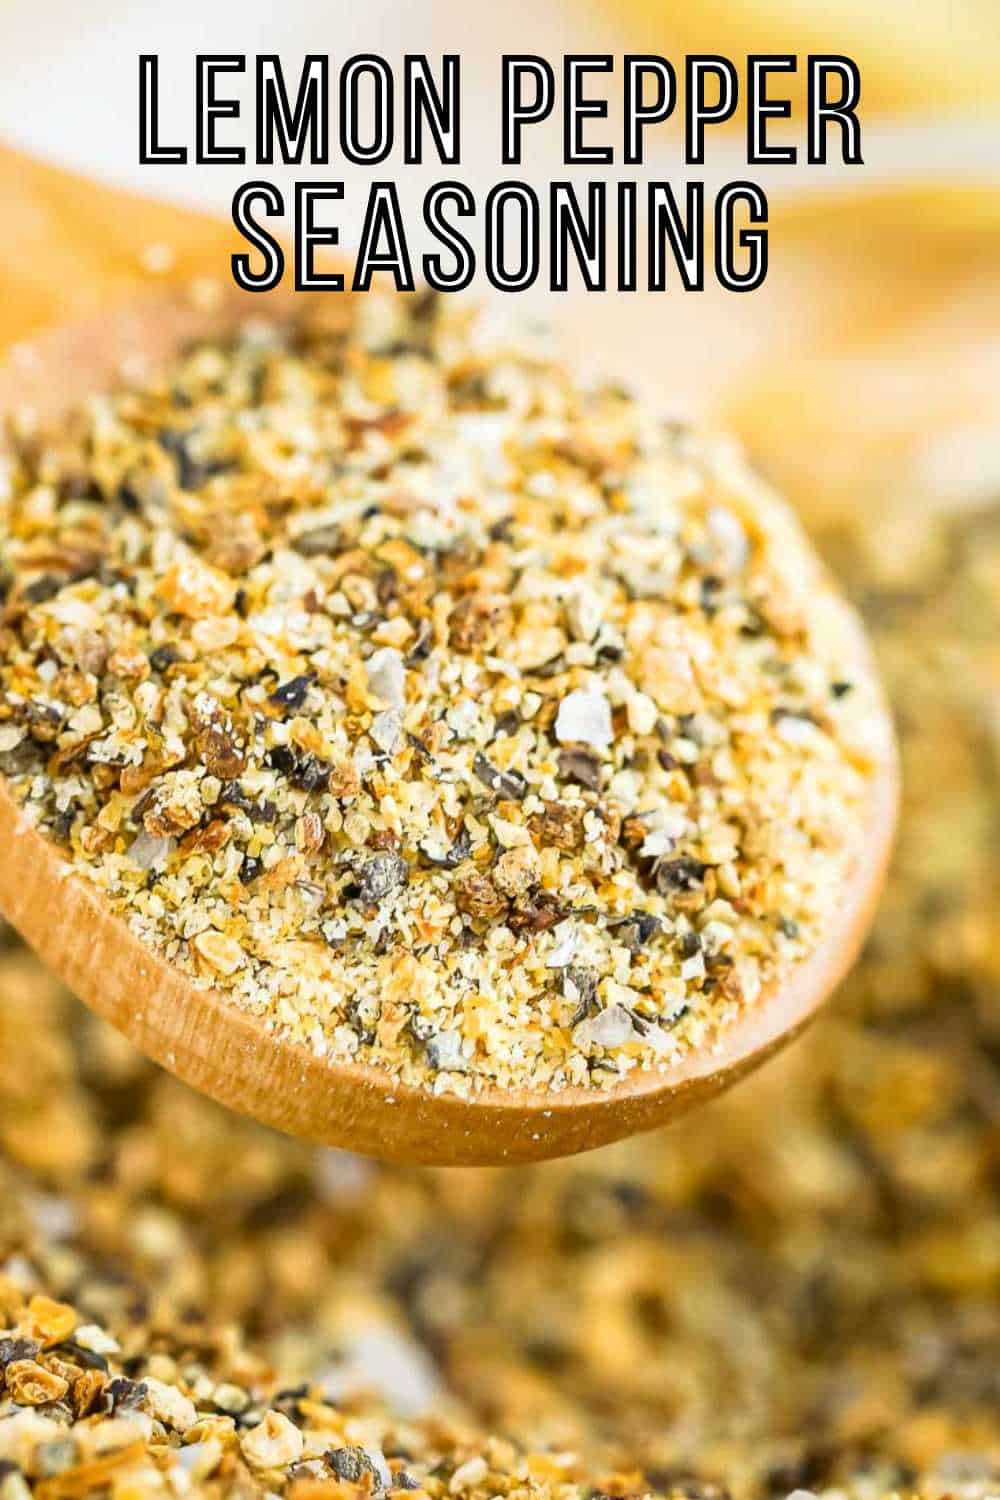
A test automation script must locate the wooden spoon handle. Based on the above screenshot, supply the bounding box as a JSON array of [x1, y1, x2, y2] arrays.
[[0, 143, 239, 343]]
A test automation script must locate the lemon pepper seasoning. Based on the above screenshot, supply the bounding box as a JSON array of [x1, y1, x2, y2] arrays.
[[0, 292, 886, 1095]]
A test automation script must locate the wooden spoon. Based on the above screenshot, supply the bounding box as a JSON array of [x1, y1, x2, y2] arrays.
[[0, 147, 898, 1164], [0, 287, 897, 1164]]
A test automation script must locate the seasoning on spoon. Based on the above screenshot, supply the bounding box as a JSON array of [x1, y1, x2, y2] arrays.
[[0, 291, 890, 1098]]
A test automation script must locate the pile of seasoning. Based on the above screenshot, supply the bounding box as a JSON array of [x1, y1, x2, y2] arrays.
[[0, 293, 887, 1094], [0, 315, 997, 1498]]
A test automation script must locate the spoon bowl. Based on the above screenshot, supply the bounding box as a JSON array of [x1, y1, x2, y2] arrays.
[[0, 290, 899, 1165]]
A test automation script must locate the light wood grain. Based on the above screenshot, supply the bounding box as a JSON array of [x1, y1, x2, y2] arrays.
[[0, 142, 241, 343]]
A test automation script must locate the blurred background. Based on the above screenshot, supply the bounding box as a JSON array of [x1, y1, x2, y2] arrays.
[[0, 1, 998, 1496], [1, 0, 998, 439]]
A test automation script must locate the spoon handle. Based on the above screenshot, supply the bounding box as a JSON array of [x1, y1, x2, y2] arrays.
[[0, 142, 238, 343]]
